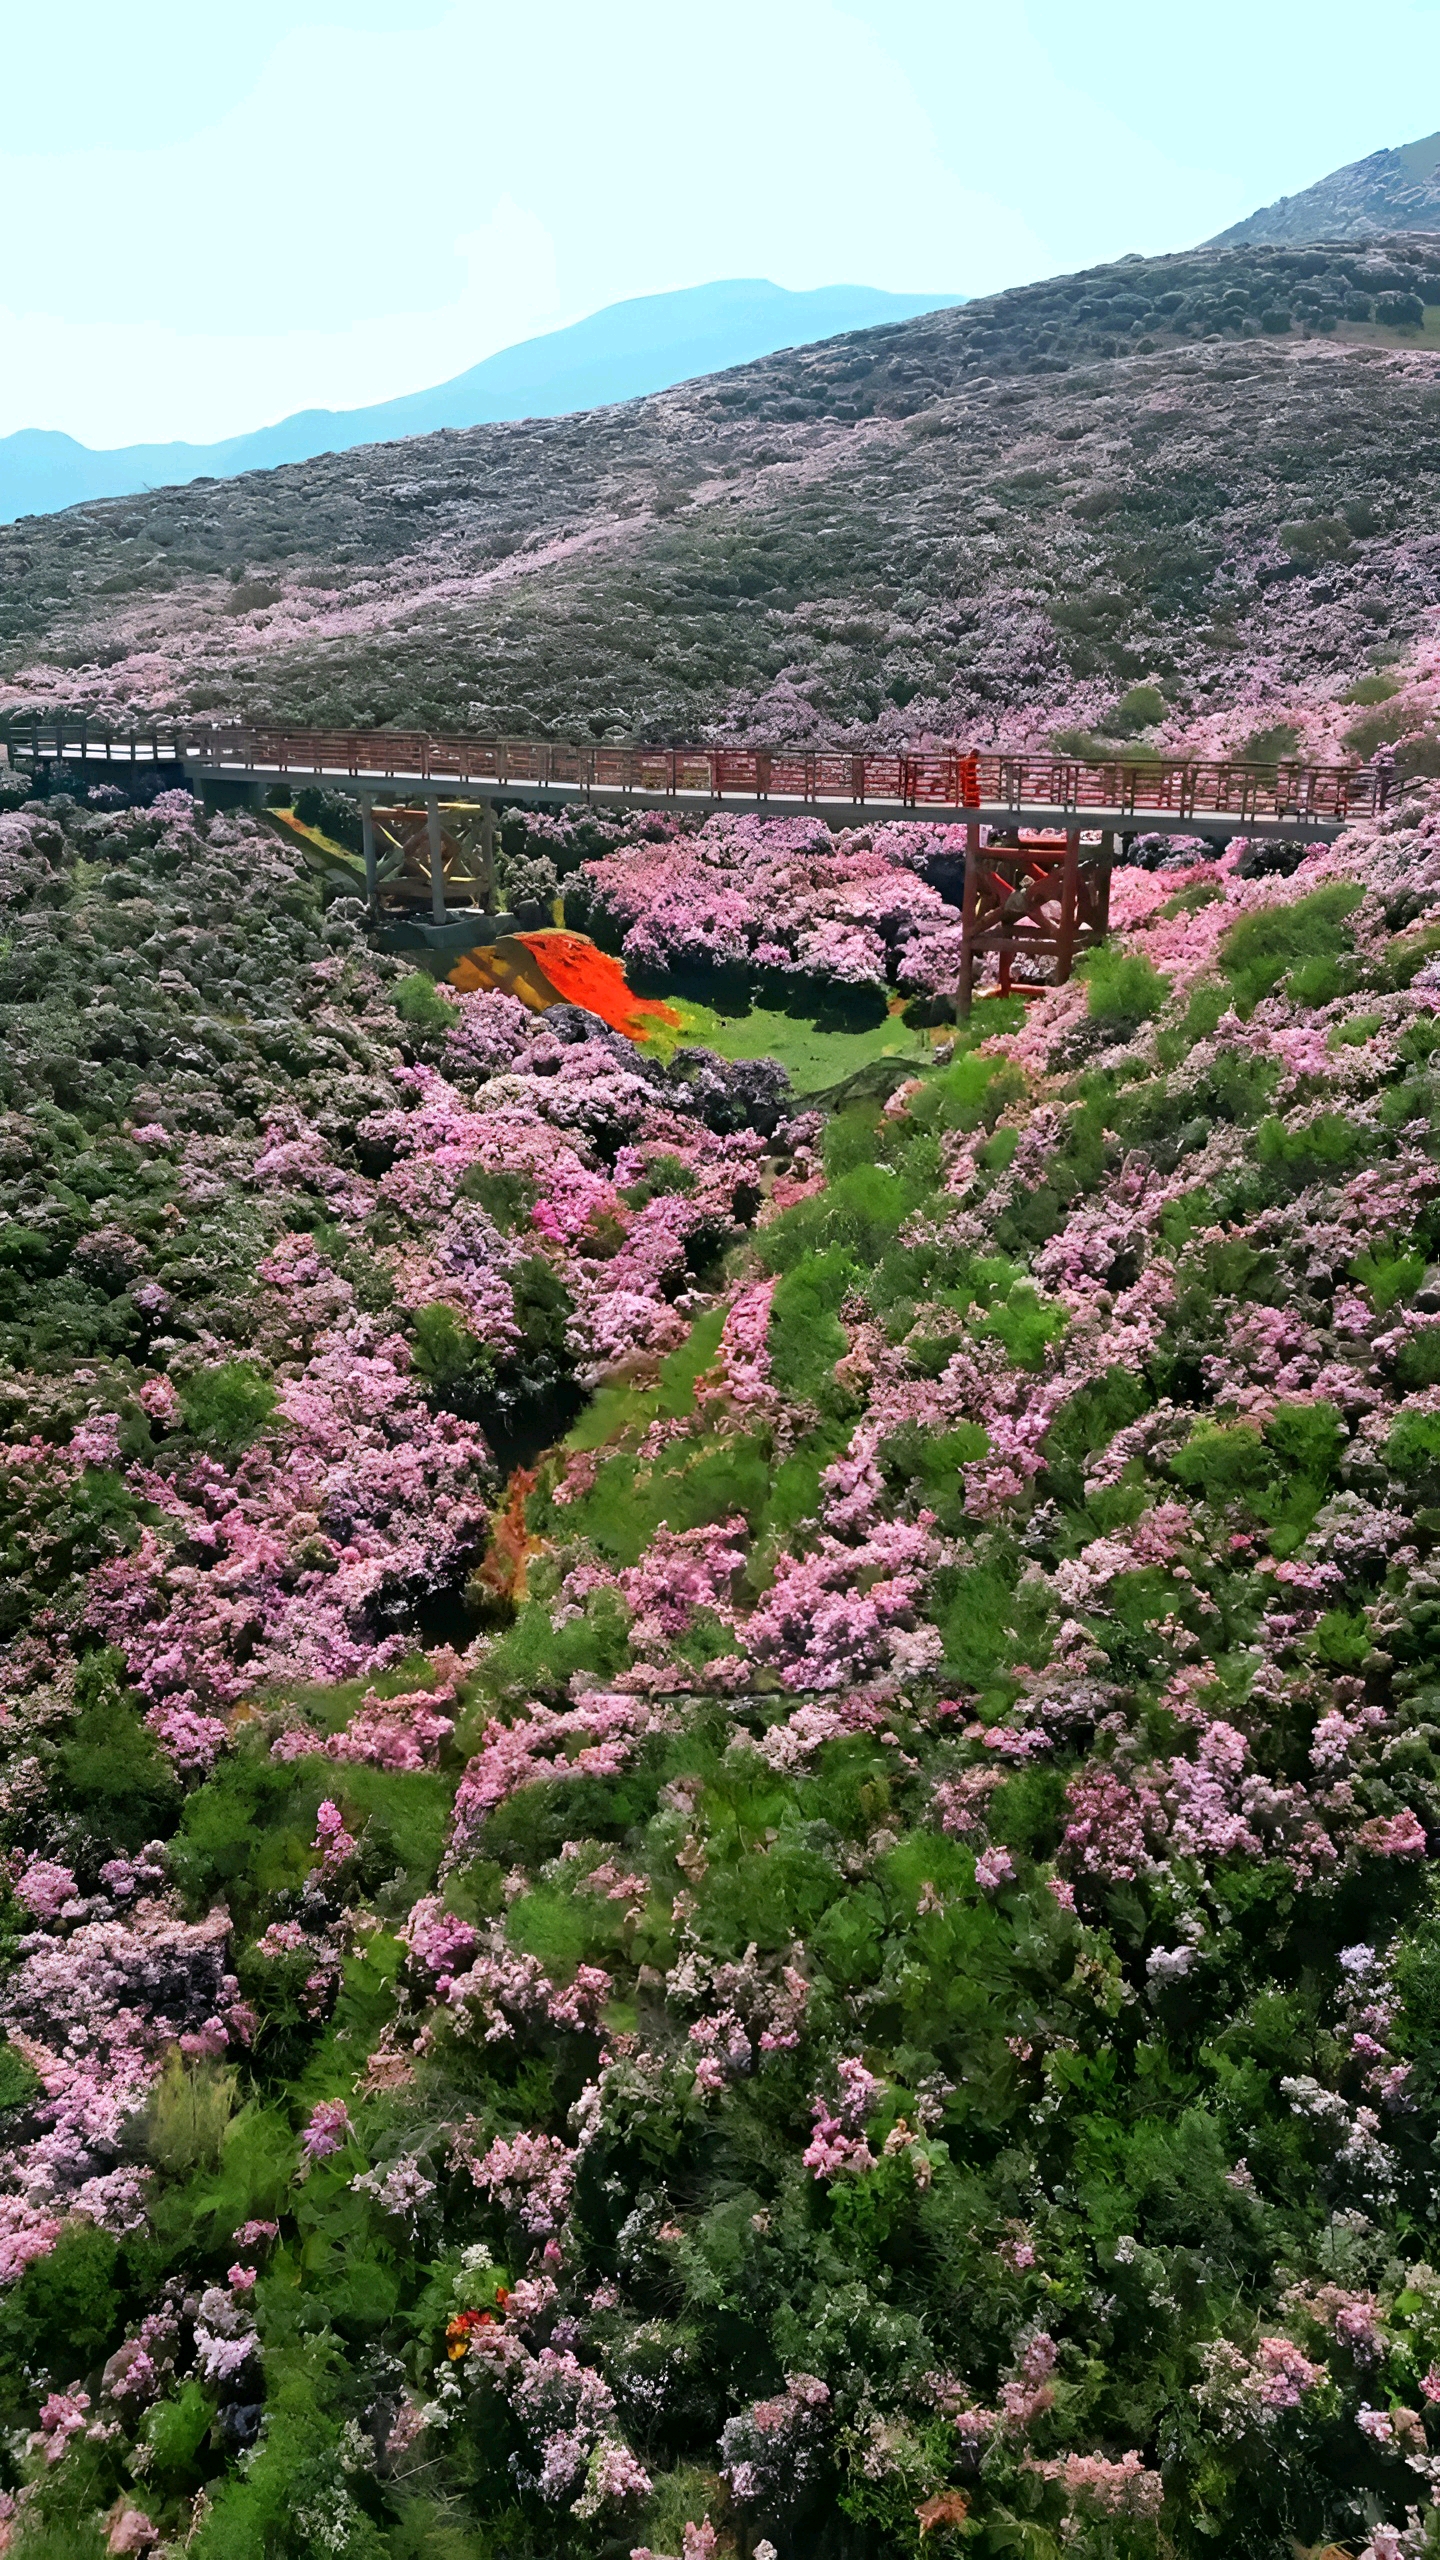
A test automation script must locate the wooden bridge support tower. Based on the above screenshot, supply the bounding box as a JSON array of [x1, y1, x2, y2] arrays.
[[958, 826, 1114, 1017], [357, 798, 498, 919]]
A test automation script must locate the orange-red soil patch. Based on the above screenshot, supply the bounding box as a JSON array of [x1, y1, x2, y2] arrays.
[[445, 927, 679, 1044]]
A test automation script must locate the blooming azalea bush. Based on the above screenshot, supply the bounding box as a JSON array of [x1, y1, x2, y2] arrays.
[[14, 771, 1440, 2556], [569, 807, 965, 1003]]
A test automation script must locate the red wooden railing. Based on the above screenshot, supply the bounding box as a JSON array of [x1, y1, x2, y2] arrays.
[[3, 715, 1388, 825]]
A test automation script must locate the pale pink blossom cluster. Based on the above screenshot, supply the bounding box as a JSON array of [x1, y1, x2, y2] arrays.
[[1028, 2448, 1164, 2517], [0, 1894, 236, 2274], [87, 1322, 492, 1768], [464, 2129, 577, 2239], [745, 1519, 940, 1691], [719, 2372, 832, 2509], [617, 1518, 747, 1639], [802, 2056, 884, 2179], [580, 810, 953, 992], [448, 1693, 675, 1861], [1194, 2335, 1329, 2436], [299, 2099, 353, 2162]]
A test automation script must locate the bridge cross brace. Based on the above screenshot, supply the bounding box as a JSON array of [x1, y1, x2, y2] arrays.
[[958, 826, 1114, 1018]]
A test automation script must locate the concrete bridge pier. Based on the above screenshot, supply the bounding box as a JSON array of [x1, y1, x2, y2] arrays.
[[197, 771, 267, 815]]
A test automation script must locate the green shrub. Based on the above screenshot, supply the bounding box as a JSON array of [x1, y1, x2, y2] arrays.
[[1256, 1111, 1367, 1180], [1387, 922, 1440, 987], [1312, 1608, 1371, 1671], [1052, 726, 1133, 762], [931, 1559, 1018, 1683], [144, 2380, 217, 2489], [1173, 1422, 1270, 1499], [879, 1419, 987, 1529], [55, 1654, 181, 1850], [763, 1159, 916, 1276], [412, 1301, 492, 1401], [1329, 1011, 1382, 1049], [0, 2040, 41, 2112], [922, 1050, 1024, 1135], [1082, 948, 1169, 1023], [975, 1281, 1068, 1369], [482, 1585, 632, 1695], [1396, 1326, 1440, 1391], [1345, 702, 1414, 754], [1041, 1367, 1151, 1504], [1168, 1402, 1341, 1554], [140, 2050, 238, 2179], [768, 1249, 854, 1399], [177, 1358, 276, 1454], [1353, 1243, 1425, 1310], [1395, 1916, 1440, 2068], [1106, 683, 1168, 734], [1398, 731, 1440, 782], [0, 2225, 121, 2391], [171, 1743, 314, 1924], [1279, 518, 1351, 564], [394, 970, 455, 1033], [1240, 721, 1302, 763], [1388, 1409, 1440, 1481], [1285, 952, 1346, 1005], [1343, 673, 1400, 706], [1264, 1399, 1345, 1481], [1219, 881, 1363, 1011], [458, 1164, 537, 1228]]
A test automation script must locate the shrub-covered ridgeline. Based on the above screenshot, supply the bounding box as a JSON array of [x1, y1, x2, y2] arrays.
[[13, 233, 1440, 750], [16, 775, 1440, 2560]]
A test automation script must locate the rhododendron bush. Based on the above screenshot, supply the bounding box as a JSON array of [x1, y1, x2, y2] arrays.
[[15, 774, 1440, 2557], [569, 807, 964, 1000]]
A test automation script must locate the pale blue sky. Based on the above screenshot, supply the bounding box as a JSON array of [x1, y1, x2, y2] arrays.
[[7, 0, 1440, 447]]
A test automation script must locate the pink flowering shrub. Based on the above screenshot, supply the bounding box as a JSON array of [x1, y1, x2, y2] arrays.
[[719, 2373, 832, 2514], [577, 810, 953, 994], [464, 2129, 577, 2240], [299, 2099, 353, 2162]]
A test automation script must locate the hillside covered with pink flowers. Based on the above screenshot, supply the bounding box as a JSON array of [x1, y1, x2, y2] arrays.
[[6, 736, 1440, 2560], [11, 231, 1440, 768]]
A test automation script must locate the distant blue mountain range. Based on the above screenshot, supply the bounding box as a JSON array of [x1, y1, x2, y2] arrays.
[[0, 278, 962, 525]]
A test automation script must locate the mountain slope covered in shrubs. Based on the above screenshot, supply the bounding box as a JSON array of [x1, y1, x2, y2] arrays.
[[8, 766, 1440, 2558], [9, 235, 1440, 756]]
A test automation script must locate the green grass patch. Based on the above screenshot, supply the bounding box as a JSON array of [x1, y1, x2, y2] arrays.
[[660, 995, 933, 1092]]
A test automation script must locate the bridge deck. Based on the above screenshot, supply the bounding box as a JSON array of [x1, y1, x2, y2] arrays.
[[2, 717, 1382, 845]]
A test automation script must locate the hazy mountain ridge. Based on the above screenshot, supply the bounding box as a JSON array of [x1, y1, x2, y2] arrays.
[[6, 234, 1440, 755], [0, 281, 960, 527]]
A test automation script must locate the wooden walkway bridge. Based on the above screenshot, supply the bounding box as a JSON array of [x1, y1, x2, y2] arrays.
[[2, 714, 1387, 1013], [2, 716, 1381, 839]]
